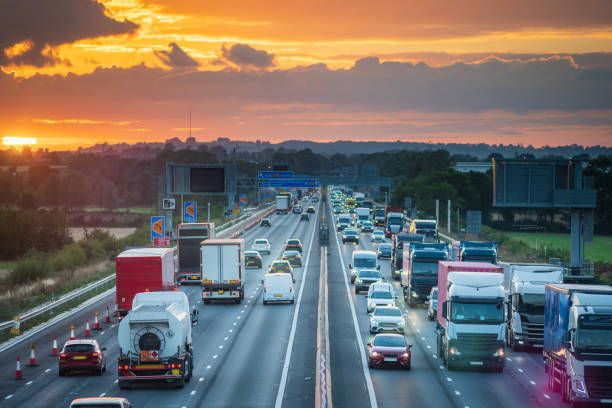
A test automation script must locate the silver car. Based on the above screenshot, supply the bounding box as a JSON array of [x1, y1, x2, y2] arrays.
[[369, 306, 405, 334], [427, 286, 438, 321], [366, 283, 395, 313]]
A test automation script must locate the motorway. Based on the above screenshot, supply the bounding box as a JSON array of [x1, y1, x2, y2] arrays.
[[0, 197, 576, 408]]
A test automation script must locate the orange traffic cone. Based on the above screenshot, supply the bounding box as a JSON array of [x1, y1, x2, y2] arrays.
[[84, 319, 91, 337], [93, 312, 101, 330], [14, 356, 23, 380], [69, 325, 75, 340], [49, 336, 58, 356], [104, 306, 111, 323], [27, 344, 38, 367]]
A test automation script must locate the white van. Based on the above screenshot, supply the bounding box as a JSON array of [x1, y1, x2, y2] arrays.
[[263, 273, 295, 305], [350, 250, 379, 283]]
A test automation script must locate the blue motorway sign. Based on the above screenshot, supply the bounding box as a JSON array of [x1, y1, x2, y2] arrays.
[[184, 201, 197, 223], [258, 171, 294, 179], [150, 216, 165, 242], [260, 179, 319, 188]]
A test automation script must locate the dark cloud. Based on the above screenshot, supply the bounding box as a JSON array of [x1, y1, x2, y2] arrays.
[[0, 0, 138, 67], [221, 43, 275, 68], [154, 43, 200, 68]]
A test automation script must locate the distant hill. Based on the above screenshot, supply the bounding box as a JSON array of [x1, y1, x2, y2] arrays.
[[78, 138, 612, 160]]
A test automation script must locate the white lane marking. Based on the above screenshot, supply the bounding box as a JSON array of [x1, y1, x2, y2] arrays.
[[518, 368, 524, 373], [433, 354, 438, 358], [190, 390, 197, 396], [455, 391, 461, 396], [529, 380, 536, 385], [114, 379, 118, 384], [237, 316, 241, 319], [421, 337, 426, 341], [248, 300, 251, 303], [44, 368, 51, 373], [233, 322, 237, 326], [275, 201, 322, 408], [110, 324, 116, 328], [100, 331, 105, 335], [199, 377, 204, 382], [26, 381, 33, 386], [543, 394, 551, 399], [416, 329, 420, 333], [426, 345, 432, 349], [322, 208, 379, 408], [241, 310, 245, 314], [506, 357, 512, 362], [244, 305, 247, 308], [213, 354, 218, 359], [229, 329, 233, 333], [224, 337, 229, 341], [439, 365, 444, 370], [446, 377, 453, 382], [99, 393, 106, 397], [219, 345, 223, 349], [206, 365, 211, 369], [4, 395, 13, 400]]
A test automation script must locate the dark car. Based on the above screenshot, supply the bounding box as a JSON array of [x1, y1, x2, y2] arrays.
[[282, 250, 302, 267], [361, 221, 374, 233], [300, 212, 310, 221], [269, 260, 293, 275], [307, 206, 315, 214], [342, 228, 360, 244], [367, 334, 412, 370], [333, 206, 342, 214], [377, 243, 392, 259], [284, 238, 303, 253], [245, 251, 263, 268], [354, 269, 383, 293], [293, 206, 302, 214], [59, 339, 106, 376], [260, 218, 271, 227]]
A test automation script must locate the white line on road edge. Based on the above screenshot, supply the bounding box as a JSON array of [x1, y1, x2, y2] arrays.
[[275, 201, 320, 408], [330, 211, 378, 408]]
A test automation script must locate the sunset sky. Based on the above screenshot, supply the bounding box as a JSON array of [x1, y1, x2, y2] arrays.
[[1, 0, 612, 149]]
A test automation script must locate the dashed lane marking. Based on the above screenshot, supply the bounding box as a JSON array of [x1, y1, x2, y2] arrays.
[[4, 395, 13, 400], [446, 377, 453, 382], [529, 380, 536, 385], [427, 345, 431, 349], [506, 357, 512, 361], [219, 345, 223, 349], [518, 368, 524, 373], [114, 380, 118, 384], [421, 337, 426, 341], [26, 381, 32, 386], [99, 393, 106, 397], [439, 365, 444, 370], [199, 377, 204, 382], [224, 337, 229, 341], [455, 391, 461, 396], [213, 355, 218, 359], [206, 365, 212, 370], [100, 331, 105, 335], [190, 391, 197, 396], [229, 329, 233, 333], [543, 394, 551, 399], [44, 368, 51, 373]]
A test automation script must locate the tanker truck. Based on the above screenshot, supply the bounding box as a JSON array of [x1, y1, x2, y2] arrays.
[[117, 291, 198, 389]]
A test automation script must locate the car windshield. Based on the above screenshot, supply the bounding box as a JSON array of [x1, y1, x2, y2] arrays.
[[359, 271, 380, 279], [287, 240, 300, 245], [416, 222, 436, 230], [345, 230, 357, 236], [374, 308, 402, 317], [254, 240, 268, 245], [370, 291, 393, 299], [373, 336, 406, 347], [379, 244, 391, 250], [451, 302, 504, 324], [65, 344, 95, 352], [387, 216, 403, 225], [354, 257, 376, 268], [516, 293, 545, 314], [245, 252, 259, 257], [577, 315, 612, 349], [284, 251, 299, 257], [411, 261, 438, 275]]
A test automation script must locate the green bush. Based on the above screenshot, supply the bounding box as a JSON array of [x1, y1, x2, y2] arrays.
[[50, 243, 87, 272], [8, 251, 49, 285], [79, 238, 106, 261]]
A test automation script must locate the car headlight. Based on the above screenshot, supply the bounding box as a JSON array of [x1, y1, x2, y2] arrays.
[[401, 352, 410, 359], [356, 279, 362, 284], [411, 291, 419, 297], [398, 320, 405, 327], [371, 351, 380, 357], [369, 302, 376, 308], [449, 346, 461, 356], [493, 348, 505, 358]]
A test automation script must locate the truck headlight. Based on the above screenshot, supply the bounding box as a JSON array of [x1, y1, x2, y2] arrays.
[[398, 320, 405, 327], [356, 279, 362, 284], [574, 379, 587, 395], [493, 348, 505, 358], [369, 302, 376, 308], [449, 346, 461, 356], [411, 291, 419, 298]]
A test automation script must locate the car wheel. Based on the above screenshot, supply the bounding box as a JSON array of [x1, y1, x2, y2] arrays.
[[368, 361, 375, 369], [405, 360, 411, 370], [58, 368, 65, 377], [103, 362, 107, 372], [263, 300, 268, 305], [97, 364, 103, 376], [354, 287, 359, 294], [290, 299, 295, 304]]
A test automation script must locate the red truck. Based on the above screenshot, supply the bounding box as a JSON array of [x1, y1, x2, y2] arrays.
[[115, 247, 176, 316]]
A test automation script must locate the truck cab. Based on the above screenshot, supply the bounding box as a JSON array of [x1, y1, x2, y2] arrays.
[[459, 241, 497, 264], [402, 243, 447, 307], [409, 219, 438, 243], [390, 233, 424, 280], [385, 212, 404, 238]]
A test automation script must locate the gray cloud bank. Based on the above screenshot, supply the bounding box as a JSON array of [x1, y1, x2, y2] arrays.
[[221, 43, 275, 68], [154, 43, 200, 68]]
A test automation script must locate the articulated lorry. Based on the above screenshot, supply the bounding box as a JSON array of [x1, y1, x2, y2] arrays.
[[503, 263, 563, 350], [402, 242, 448, 306], [117, 291, 197, 388], [409, 219, 438, 243], [385, 208, 404, 238], [459, 241, 498, 264], [390, 232, 424, 280], [276, 192, 292, 214], [543, 284, 612, 405], [115, 248, 175, 317], [374, 207, 386, 226], [356, 207, 371, 226], [201, 239, 245, 304], [176, 222, 215, 284], [436, 261, 506, 371]]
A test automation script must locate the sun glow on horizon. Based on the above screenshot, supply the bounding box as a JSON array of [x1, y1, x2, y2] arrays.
[[3, 137, 37, 146]]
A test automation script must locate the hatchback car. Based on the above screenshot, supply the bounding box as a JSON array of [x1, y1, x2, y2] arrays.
[[293, 205, 302, 214], [333, 206, 342, 214], [342, 228, 359, 244], [427, 286, 438, 321], [361, 221, 374, 233], [354, 269, 383, 293], [367, 334, 412, 370], [269, 260, 293, 275], [370, 230, 385, 242], [369, 306, 405, 334], [252, 238, 271, 254], [59, 339, 106, 376], [377, 243, 392, 259], [284, 239, 302, 253], [70, 397, 132, 408], [307, 206, 315, 214], [260, 218, 271, 227], [245, 251, 263, 268], [366, 283, 395, 312], [300, 212, 310, 221], [282, 250, 302, 267]]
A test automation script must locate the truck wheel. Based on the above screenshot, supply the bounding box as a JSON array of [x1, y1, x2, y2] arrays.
[[235, 298, 241, 304], [118, 380, 131, 389], [184, 359, 191, 383], [447, 359, 457, 371], [203, 299, 211, 305], [562, 374, 569, 402], [263, 300, 268, 305], [175, 378, 185, 388]]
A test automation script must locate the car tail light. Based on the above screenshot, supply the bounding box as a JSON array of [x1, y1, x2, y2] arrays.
[[60, 354, 67, 359], [264, 285, 267, 293], [91, 353, 99, 357]]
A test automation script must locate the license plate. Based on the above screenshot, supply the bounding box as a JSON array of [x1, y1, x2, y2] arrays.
[[469, 361, 484, 366], [134, 364, 164, 369], [274, 294, 283, 297], [192, 275, 198, 280], [73, 356, 86, 360], [171, 369, 180, 375], [218, 290, 224, 295], [384, 357, 397, 362]]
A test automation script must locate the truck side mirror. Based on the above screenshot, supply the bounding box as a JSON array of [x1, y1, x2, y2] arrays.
[[377, 265, 380, 270], [349, 264, 352, 269], [441, 301, 448, 319]]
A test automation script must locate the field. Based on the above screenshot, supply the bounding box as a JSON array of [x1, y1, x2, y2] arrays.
[[68, 227, 137, 241], [507, 232, 612, 263], [83, 207, 154, 214]]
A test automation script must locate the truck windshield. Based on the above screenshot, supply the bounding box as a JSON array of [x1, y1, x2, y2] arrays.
[[411, 261, 438, 275], [388, 217, 403, 225], [577, 315, 612, 349], [451, 302, 504, 324], [354, 258, 376, 268], [517, 294, 545, 314]]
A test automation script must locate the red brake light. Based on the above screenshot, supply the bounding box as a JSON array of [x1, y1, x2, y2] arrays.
[[60, 354, 67, 359], [91, 353, 99, 357]]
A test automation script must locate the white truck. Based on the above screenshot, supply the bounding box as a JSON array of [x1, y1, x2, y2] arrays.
[[355, 207, 371, 227], [276, 193, 291, 214], [503, 263, 563, 350], [201, 239, 245, 304], [117, 291, 197, 389], [436, 261, 506, 372]]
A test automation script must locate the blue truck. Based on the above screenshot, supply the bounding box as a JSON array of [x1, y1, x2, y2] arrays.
[[459, 241, 497, 264], [543, 284, 612, 405], [401, 242, 448, 307]]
